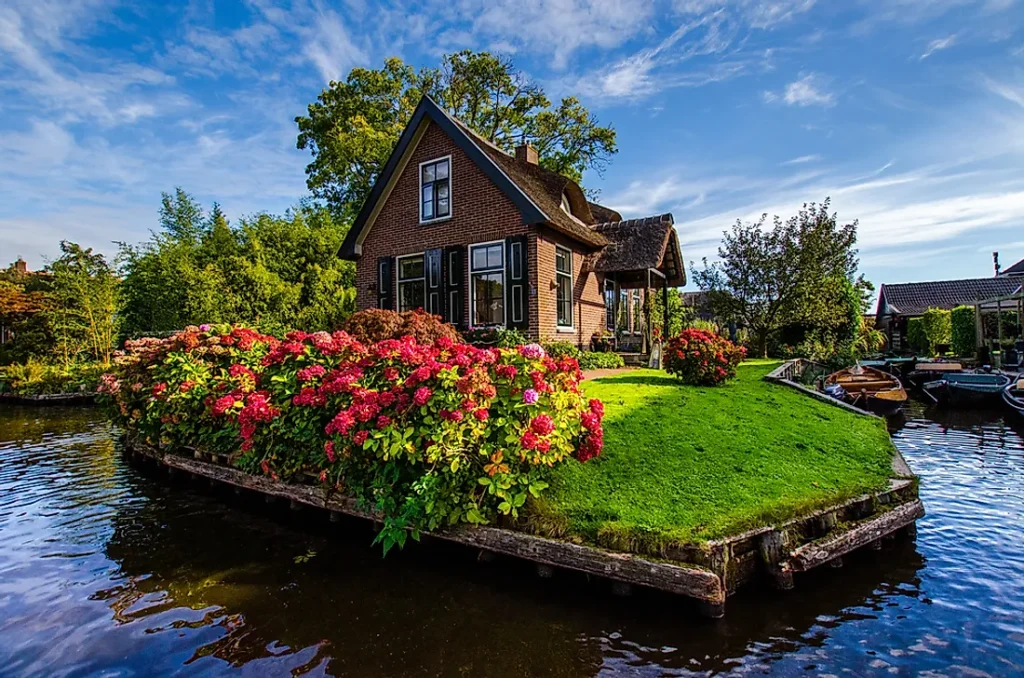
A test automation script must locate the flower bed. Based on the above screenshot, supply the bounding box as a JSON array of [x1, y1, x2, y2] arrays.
[[664, 329, 746, 385], [100, 325, 603, 552]]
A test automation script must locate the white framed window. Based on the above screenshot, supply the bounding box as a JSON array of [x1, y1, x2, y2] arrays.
[[560, 192, 571, 215], [555, 246, 573, 328], [470, 241, 505, 326], [397, 253, 425, 312], [632, 289, 643, 335], [419, 156, 451, 223]]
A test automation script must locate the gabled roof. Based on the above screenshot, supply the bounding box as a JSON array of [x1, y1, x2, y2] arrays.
[[338, 96, 606, 259], [877, 277, 1023, 317], [1000, 257, 1024, 276], [585, 214, 686, 286]]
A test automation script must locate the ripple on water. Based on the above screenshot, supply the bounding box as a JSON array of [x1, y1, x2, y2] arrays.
[[0, 403, 1022, 676]]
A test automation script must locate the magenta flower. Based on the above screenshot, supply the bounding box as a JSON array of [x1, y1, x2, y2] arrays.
[[523, 388, 539, 405], [518, 343, 545, 359]]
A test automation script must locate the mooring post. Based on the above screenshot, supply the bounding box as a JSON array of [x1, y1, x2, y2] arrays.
[[193, 450, 202, 460], [758, 531, 795, 590]]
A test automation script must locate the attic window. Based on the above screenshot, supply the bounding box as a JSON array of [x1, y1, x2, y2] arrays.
[[560, 192, 571, 215], [420, 157, 451, 223]]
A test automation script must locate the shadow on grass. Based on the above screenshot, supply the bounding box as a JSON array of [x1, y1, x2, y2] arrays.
[[591, 373, 679, 387]]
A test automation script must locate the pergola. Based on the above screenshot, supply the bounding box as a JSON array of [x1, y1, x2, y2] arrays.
[[973, 284, 1024, 364]]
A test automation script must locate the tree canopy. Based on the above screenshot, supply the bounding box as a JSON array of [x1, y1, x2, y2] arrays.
[[691, 199, 861, 358], [295, 51, 617, 220], [117, 190, 357, 340]]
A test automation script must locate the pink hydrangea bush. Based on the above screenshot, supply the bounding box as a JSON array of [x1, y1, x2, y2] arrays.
[[663, 328, 746, 386], [100, 325, 604, 552]]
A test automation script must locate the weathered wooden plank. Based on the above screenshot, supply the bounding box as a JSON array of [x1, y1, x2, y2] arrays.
[[133, 443, 726, 605], [785, 500, 925, 572]]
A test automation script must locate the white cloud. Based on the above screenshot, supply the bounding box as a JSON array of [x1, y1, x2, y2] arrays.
[[920, 34, 957, 59], [765, 73, 835, 107], [984, 75, 1024, 108], [781, 154, 822, 165], [673, 0, 817, 28]]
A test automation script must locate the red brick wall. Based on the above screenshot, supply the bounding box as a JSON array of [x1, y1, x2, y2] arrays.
[[354, 119, 607, 345], [533, 227, 606, 347]]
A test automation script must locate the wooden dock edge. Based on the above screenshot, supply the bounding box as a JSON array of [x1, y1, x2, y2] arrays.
[[764, 360, 880, 418], [0, 392, 98, 406], [124, 440, 923, 619]]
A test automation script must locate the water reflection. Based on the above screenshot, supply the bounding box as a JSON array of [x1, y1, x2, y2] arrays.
[[0, 403, 1021, 676]]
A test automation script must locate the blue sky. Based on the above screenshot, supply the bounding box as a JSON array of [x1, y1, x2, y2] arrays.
[[2, 0, 1024, 289]]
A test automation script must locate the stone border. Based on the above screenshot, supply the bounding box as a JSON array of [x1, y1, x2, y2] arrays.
[[764, 359, 880, 418], [0, 392, 98, 406]]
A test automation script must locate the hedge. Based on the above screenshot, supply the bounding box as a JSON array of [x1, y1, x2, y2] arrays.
[[921, 307, 951, 354], [950, 306, 975, 358], [100, 325, 604, 553], [906, 317, 928, 354]]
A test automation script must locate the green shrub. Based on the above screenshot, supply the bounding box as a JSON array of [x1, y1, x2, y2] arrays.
[[99, 327, 604, 553], [463, 327, 528, 348], [906, 317, 928, 354], [921, 307, 951, 353], [0, 360, 106, 395], [950, 306, 976, 358], [684, 319, 720, 334], [342, 309, 461, 345], [577, 351, 625, 370], [541, 341, 581, 360]]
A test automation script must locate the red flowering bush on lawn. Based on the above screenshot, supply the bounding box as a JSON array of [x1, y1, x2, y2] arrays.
[[663, 328, 746, 386], [343, 308, 461, 345], [100, 327, 602, 553]]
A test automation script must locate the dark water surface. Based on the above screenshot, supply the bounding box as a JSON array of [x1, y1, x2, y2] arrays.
[[0, 403, 1022, 677]]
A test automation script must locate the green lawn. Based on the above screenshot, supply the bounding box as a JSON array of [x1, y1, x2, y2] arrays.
[[527, 362, 901, 554]]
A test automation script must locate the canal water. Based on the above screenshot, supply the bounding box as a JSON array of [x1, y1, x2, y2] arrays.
[[0, 403, 1021, 677]]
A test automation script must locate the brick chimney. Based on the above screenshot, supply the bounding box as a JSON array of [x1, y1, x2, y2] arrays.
[[14, 258, 27, 274], [515, 142, 538, 165]]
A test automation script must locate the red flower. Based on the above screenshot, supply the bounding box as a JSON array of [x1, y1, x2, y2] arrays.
[[529, 414, 555, 436], [353, 430, 369, 445], [473, 408, 489, 422], [325, 440, 336, 462], [376, 415, 392, 429], [520, 430, 539, 450], [413, 386, 432, 407], [211, 394, 236, 416], [152, 382, 167, 397], [179, 380, 195, 392], [588, 399, 604, 416], [297, 364, 326, 382]]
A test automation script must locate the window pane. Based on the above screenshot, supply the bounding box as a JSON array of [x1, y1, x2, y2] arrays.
[[557, 275, 572, 326], [399, 256, 424, 280], [437, 198, 449, 216], [399, 280, 425, 312], [437, 183, 449, 199], [473, 272, 504, 325], [472, 247, 487, 270], [422, 201, 433, 220], [555, 248, 571, 274], [436, 160, 448, 179], [486, 244, 503, 269], [422, 164, 435, 182], [422, 184, 433, 202]]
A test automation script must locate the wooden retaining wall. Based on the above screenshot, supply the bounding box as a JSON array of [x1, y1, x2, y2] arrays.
[[124, 439, 923, 619], [0, 392, 98, 406], [764, 359, 880, 417]]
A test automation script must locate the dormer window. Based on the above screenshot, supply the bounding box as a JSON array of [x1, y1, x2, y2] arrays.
[[420, 156, 451, 223], [560, 192, 571, 215]]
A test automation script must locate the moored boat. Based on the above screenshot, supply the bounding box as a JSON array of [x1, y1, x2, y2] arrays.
[[906, 361, 964, 388], [1003, 376, 1024, 416], [824, 364, 908, 415], [922, 372, 1012, 406]]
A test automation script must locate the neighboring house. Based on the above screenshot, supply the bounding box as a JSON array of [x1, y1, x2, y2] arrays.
[[339, 96, 685, 349], [875, 259, 1024, 352]]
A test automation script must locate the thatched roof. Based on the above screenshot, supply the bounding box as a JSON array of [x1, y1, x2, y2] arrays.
[[585, 214, 685, 286], [587, 202, 622, 223]]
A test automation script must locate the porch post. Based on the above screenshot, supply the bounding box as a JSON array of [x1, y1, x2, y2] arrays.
[[662, 279, 669, 337]]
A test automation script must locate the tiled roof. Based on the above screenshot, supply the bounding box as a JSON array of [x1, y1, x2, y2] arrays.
[[878, 277, 1023, 317], [586, 214, 685, 285], [1000, 257, 1024, 276]]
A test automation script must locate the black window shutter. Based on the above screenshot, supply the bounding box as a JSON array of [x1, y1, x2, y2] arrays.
[[505, 236, 529, 330], [425, 248, 443, 317], [377, 257, 393, 310], [442, 246, 465, 327]]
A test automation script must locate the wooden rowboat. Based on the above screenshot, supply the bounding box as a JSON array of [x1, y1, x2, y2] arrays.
[[824, 364, 908, 415], [1003, 376, 1024, 416]]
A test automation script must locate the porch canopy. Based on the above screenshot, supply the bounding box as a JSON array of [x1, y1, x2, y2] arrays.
[[584, 214, 686, 289], [584, 214, 685, 344]]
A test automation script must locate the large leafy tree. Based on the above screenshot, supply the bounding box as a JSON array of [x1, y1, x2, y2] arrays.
[[296, 51, 617, 220], [117, 190, 357, 339], [46, 242, 120, 365], [692, 199, 859, 358]]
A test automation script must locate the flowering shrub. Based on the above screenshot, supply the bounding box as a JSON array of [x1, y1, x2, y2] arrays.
[[463, 326, 529, 348], [663, 328, 746, 386], [343, 309, 461, 345], [100, 326, 603, 553]]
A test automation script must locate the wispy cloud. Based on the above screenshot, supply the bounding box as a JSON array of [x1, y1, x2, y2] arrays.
[[984, 75, 1024, 108], [764, 73, 835, 106], [781, 154, 822, 165], [920, 34, 957, 60]]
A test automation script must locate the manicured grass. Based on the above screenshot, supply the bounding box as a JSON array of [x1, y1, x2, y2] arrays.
[[527, 362, 900, 554]]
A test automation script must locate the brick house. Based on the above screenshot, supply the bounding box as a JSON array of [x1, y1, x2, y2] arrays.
[[339, 96, 685, 349]]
